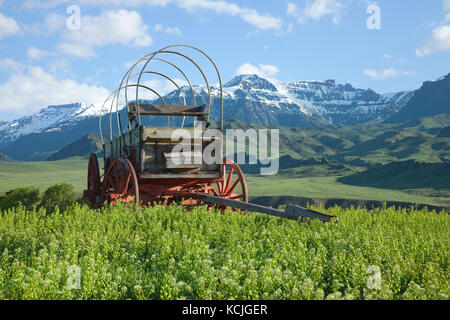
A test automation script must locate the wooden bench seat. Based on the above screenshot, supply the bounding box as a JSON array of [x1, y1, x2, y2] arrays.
[[128, 103, 207, 118]]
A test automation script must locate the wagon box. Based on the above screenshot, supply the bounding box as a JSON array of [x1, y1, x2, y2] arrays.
[[104, 125, 222, 178]]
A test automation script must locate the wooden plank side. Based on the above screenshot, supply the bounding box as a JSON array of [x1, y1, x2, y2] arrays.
[[128, 103, 206, 115], [143, 127, 196, 139], [139, 172, 222, 179]]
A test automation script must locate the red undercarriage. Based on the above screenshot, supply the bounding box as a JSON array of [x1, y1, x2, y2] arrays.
[[84, 155, 248, 210]]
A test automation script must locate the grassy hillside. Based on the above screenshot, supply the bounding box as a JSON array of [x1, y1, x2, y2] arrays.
[[438, 126, 450, 137], [333, 114, 450, 165], [218, 114, 450, 165], [0, 204, 448, 299], [0, 157, 90, 194], [47, 133, 102, 161], [246, 174, 450, 208], [338, 161, 450, 190]]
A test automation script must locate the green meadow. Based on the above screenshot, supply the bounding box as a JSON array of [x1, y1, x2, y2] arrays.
[[1, 157, 449, 209], [0, 157, 88, 195]]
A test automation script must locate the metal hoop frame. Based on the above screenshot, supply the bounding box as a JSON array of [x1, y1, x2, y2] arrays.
[[98, 44, 224, 145]]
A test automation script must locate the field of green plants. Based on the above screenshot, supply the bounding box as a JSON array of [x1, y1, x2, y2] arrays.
[[0, 203, 448, 300]]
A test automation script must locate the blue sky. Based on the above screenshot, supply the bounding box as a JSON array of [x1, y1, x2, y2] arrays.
[[0, 0, 450, 120]]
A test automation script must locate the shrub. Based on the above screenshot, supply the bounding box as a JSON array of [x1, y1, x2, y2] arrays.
[[0, 187, 41, 211], [40, 183, 76, 213]]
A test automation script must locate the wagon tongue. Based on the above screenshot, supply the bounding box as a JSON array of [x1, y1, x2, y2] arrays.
[[284, 204, 337, 222], [191, 193, 336, 223]]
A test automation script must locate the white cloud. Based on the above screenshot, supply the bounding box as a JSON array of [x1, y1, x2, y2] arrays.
[[0, 13, 20, 40], [363, 68, 414, 80], [27, 46, 53, 60], [22, 0, 282, 31], [0, 58, 25, 72], [416, 25, 450, 57], [83, 0, 172, 6], [124, 61, 135, 69], [21, 0, 172, 9], [177, 0, 282, 30], [0, 62, 109, 113], [287, 3, 297, 16], [49, 59, 71, 75], [21, 0, 59, 9], [25, 13, 66, 36], [153, 24, 183, 36], [287, 0, 343, 25], [165, 26, 182, 36], [235, 63, 279, 78], [415, 1, 450, 57], [57, 9, 152, 58], [444, 12, 450, 23], [287, 21, 294, 33], [57, 42, 96, 58], [444, 0, 450, 11], [383, 54, 392, 59]]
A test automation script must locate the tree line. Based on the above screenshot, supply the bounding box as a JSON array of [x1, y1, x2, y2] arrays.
[[0, 184, 77, 213]]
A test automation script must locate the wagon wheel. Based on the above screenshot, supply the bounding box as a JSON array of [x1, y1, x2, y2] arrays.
[[84, 153, 101, 206], [206, 160, 248, 212], [101, 158, 140, 204]]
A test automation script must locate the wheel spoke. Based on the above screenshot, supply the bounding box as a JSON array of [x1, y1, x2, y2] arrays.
[[226, 179, 240, 196], [216, 181, 223, 194], [203, 161, 248, 206], [119, 164, 126, 193], [221, 163, 226, 188], [123, 173, 131, 194], [225, 166, 234, 193], [114, 165, 119, 183], [102, 158, 138, 205], [110, 169, 116, 190], [123, 189, 135, 200]]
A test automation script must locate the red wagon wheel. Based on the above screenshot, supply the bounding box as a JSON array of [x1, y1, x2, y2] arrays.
[[206, 159, 248, 212], [101, 158, 140, 204], [84, 153, 101, 206]]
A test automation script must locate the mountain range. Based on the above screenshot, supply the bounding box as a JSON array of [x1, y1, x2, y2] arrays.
[[0, 73, 449, 161]]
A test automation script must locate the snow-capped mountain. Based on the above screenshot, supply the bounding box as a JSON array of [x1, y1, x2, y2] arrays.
[[0, 74, 418, 161], [162, 74, 414, 126], [160, 74, 329, 128], [387, 73, 450, 123], [0, 102, 104, 147], [278, 79, 415, 125], [159, 74, 416, 128], [0, 102, 112, 161]]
